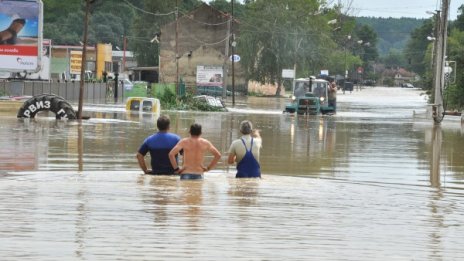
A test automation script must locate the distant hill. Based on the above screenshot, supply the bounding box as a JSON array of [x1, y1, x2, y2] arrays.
[[356, 17, 426, 56]]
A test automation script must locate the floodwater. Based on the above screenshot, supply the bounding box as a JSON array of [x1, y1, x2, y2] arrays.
[[1, 87, 464, 260]]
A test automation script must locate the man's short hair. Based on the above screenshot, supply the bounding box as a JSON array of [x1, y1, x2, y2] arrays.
[[157, 115, 170, 131], [240, 120, 252, 135], [189, 123, 202, 136]]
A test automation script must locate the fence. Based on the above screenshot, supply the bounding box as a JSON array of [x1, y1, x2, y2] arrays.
[[0, 81, 125, 104]]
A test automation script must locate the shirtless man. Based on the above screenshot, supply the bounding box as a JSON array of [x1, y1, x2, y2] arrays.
[[168, 123, 221, 180]]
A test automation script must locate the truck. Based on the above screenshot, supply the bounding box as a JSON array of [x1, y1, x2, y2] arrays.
[[283, 77, 335, 115]]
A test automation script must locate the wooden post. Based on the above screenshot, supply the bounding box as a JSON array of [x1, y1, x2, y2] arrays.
[[78, 0, 90, 120]]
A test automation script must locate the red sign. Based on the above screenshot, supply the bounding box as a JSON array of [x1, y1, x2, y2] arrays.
[[357, 67, 364, 74]]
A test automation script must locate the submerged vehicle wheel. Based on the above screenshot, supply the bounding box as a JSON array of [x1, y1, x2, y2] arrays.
[[17, 94, 77, 120]]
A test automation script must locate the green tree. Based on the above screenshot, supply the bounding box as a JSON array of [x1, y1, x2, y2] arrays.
[[238, 0, 334, 95], [130, 0, 202, 66], [354, 24, 378, 64], [403, 19, 433, 76], [453, 4, 464, 31], [43, 0, 137, 46], [209, 0, 245, 18], [381, 49, 406, 68], [445, 29, 464, 110]]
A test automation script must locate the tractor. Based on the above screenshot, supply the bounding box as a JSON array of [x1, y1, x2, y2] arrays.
[[284, 77, 335, 115]]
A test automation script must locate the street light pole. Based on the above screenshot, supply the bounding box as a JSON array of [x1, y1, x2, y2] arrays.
[[344, 35, 351, 82]]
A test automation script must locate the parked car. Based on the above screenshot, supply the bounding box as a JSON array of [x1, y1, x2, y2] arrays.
[[122, 79, 134, 90], [196, 86, 231, 96], [363, 79, 376, 86], [401, 83, 414, 88]]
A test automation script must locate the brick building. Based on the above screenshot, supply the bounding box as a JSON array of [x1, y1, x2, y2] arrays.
[[159, 3, 245, 93]]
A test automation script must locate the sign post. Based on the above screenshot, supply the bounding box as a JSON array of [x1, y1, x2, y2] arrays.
[[282, 69, 295, 96]]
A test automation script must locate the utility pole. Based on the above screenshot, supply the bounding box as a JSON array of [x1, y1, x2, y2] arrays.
[[231, 0, 235, 106], [222, 18, 231, 100], [122, 35, 127, 73], [175, 0, 179, 96], [432, 0, 450, 124], [78, 0, 91, 120]]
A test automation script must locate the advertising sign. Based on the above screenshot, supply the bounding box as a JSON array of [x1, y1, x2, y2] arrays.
[[282, 69, 295, 78], [27, 38, 50, 80], [70, 50, 83, 74], [0, 0, 43, 72], [196, 65, 223, 86]]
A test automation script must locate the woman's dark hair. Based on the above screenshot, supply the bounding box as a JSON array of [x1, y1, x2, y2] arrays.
[[157, 115, 170, 131], [189, 123, 202, 136]]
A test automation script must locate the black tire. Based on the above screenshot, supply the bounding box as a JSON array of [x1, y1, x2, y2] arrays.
[[17, 94, 77, 120]]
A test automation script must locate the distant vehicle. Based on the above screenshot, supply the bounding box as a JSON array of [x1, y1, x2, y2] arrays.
[[70, 70, 93, 82], [283, 78, 335, 115], [126, 97, 160, 113], [196, 86, 231, 96], [122, 79, 134, 90], [363, 79, 376, 86], [401, 83, 414, 88]]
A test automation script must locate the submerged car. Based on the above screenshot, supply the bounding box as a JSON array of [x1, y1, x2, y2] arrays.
[[126, 97, 161, 113], [284, 78, 335, 115], [193, 95, 227, 111], [196, 86, 231, 96]]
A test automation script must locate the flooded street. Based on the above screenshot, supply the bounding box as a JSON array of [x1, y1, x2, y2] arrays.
[[1, 87, 464, 260]]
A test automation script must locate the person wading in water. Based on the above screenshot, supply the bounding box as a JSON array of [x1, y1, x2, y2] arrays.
[[227, 120, 262, 178], [169, 123, 221, 180]]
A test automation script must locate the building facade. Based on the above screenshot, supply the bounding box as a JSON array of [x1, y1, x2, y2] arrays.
[[159, 4, 245, 92]]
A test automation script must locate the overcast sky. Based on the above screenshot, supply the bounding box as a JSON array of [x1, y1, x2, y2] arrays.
[[336, 0, 461, 20], [208, 1, 461, 20]]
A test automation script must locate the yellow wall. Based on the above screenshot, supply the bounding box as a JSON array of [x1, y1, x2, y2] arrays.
[[96, 43, 112, 79]]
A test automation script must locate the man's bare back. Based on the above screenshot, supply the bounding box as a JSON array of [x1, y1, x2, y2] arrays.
[[169, 123, 221, 176]]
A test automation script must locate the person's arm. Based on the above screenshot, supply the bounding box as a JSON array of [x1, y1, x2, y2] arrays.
[[136, 152, 150, 174], [227, 142, 236, 164], [227, 152, 236, 164], [205, 142, 221, 171], [169, 141, 183, 173]]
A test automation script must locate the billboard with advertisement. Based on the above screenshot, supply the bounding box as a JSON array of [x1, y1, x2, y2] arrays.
[[196, 65, 223, 86], [26, 38, 50, 80], [70, 50, 82, 74], [0, 0, 43, 72]]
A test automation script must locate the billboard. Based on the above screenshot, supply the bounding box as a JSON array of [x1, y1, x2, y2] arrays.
[[70, 50, 82, 74], [26, 38, 50, 80], [0, 0, 43, 72], [196, 65, 223, 86]]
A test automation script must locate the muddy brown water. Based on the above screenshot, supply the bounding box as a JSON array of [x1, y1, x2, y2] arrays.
[[1, 87, 464, 260]]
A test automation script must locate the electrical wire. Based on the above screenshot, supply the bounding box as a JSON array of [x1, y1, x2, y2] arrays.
[[182, 28, 231, 46], [122, 0, 176, 16], [178, 10, 231, 26]]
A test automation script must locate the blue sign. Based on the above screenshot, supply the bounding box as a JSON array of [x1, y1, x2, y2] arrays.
[[229, 54, 240, 62]]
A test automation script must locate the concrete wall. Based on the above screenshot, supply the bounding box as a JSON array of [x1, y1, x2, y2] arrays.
[[0, 81, 125, 104]]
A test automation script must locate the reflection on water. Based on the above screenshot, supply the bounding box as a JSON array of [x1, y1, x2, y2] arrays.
[[1, 87, 464, 259]]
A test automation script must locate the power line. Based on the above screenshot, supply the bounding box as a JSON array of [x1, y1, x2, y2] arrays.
[[179, 10, 230, 26], [121, 0, 175, 16]]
